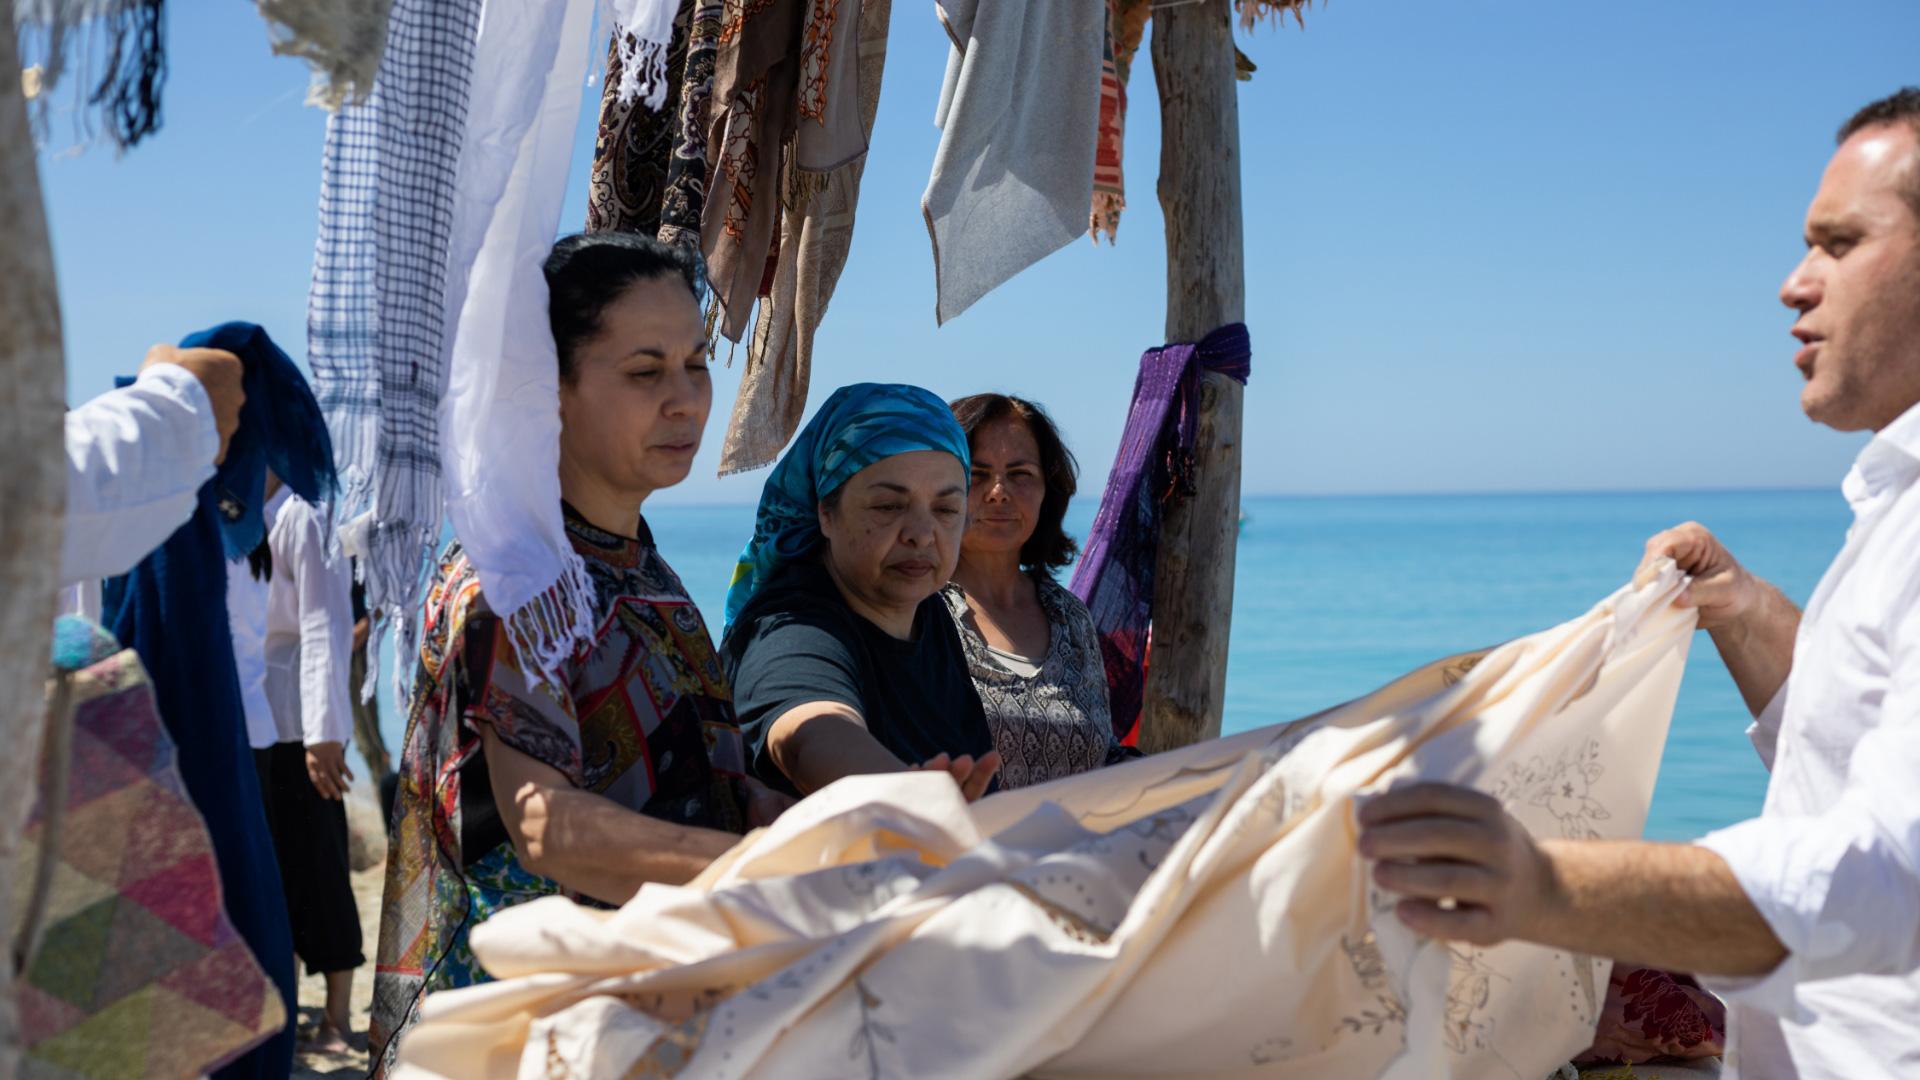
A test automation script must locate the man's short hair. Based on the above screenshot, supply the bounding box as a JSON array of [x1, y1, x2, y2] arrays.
[[1838, 88, 1920, 218]]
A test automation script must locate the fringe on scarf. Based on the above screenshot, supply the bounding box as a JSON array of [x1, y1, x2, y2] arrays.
[[1235, 0, 1317, 29], [254, 0, 394, 110], [1090, 191, 1123, 245], [501, 552, 600, 700], [354, 516, 441, 704], [613, 30, 671, 111], [16, 0, 167, 149]]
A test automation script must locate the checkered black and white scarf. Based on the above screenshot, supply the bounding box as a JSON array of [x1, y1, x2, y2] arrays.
[[306, 0, 481, 697]]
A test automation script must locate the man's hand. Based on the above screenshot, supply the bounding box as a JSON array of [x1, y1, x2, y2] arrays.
[[1356, 783, 1555, 946], [913, 751, 1002, 803], [142, 345, 244, 465], [1640, 521, 1800, 715], [745, 778, 797, 828], [1639, 522, 1767, 631], [305, 741, 355, 801]]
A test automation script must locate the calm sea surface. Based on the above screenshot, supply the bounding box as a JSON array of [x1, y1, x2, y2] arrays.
[[380, 489, 1848, 842]]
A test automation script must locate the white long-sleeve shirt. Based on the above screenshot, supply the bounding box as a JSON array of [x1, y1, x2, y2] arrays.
[[229, 488, 355, 750], [59, 363, 218, 587], [1695, 401, 1920, 1080]]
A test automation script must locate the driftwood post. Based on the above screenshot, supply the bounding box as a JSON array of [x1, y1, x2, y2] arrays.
[[1142, 0, 1246, 753], [0, 23, 69, 1070]]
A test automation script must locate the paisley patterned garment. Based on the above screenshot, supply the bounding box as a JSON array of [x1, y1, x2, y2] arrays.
[[370, 506, 748, 1075], [942, 577, 1131, 789]]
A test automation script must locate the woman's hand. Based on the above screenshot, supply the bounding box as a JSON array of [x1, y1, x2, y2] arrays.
[[745, 778, 797, 827], [914, 751, 1002, 802]]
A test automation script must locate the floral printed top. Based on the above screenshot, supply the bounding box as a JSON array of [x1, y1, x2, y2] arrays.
[[941, 576, 1133, 789], [371, 507, 748, 1075]]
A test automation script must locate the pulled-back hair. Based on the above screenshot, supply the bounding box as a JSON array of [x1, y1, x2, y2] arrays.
[[1837, 88, 1920, 218], [543, 232, 703, 380], [949, 393, 1080, 575]]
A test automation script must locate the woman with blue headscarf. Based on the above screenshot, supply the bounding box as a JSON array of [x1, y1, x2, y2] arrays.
[[721, 384, 1003, 801]]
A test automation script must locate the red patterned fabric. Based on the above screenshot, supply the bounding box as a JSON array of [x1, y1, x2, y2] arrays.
[[1575, 965, 1727, 1066]]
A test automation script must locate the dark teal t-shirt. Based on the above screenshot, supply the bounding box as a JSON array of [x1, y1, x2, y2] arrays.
[[720, 557, 994, 797]]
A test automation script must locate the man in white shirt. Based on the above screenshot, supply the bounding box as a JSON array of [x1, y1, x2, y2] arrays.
[[60, 344, 244, 588], [233, 477, 363, 1053], [1355, 88, 1920, 1079]]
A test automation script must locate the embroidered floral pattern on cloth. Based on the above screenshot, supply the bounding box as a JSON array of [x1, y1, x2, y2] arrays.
[[369, 509, 749, 1076], [392, 562, 1697, 1080]]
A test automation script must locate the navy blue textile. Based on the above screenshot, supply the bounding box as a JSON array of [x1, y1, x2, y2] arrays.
[[102, 322, 338, 1079]]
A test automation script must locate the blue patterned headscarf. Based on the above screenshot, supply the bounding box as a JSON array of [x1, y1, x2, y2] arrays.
[[725, 383, 971, 629]]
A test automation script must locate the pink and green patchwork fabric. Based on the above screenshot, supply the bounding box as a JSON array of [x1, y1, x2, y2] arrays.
[[13, 619, 286, 1078]]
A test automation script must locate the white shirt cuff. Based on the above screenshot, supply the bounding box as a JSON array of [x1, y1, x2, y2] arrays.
[[135, 362, 221, 466], [1695, 816, 1859, 1024], [1745, 681, 1790, 772]]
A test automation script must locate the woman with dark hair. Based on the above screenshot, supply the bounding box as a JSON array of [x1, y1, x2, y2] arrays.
[[944, 394, 1132, 788], [371, 232, 786, 1074], [721, 384, 1002, 802]]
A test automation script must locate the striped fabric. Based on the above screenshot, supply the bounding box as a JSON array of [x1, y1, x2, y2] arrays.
[[305, 0, 482, 698]]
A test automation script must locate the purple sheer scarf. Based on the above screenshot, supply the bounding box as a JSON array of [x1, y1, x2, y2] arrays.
[[1069, 323, 1252, 744]]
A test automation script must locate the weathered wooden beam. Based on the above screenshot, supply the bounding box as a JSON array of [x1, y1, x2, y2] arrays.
[[1143, 0, 1246, 753], [0, 24, 68, 1071]]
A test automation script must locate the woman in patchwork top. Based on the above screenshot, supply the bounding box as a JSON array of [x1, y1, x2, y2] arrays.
[[370, 233, 788, 1073], [944, 394, 1137, 789]]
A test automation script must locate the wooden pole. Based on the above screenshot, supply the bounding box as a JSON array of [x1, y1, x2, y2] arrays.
[[1142, 0, 1246, 753], [0, 24, 69, 1071]]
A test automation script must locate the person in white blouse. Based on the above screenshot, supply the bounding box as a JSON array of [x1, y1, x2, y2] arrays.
[[230, 474, 362, 1053], [1355, 88, 1920, 1079], [59, 344, 244, 591]]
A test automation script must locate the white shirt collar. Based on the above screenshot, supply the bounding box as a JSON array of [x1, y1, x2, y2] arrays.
[[1843, 399, 1920, 507]]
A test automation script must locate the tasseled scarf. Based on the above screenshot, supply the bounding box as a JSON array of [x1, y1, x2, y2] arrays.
[[15, 0, 168, 149]]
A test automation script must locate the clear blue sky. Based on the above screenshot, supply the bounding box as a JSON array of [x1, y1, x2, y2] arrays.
[[36, 0, 1919, 504]]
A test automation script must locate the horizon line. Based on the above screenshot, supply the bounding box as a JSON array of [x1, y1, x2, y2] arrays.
[[646, 483, 1834, 510]]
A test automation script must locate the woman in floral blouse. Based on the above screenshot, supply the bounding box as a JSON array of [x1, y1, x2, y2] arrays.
[[943, 394, 1137, 789]]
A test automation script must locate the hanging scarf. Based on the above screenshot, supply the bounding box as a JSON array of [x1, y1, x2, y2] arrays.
[[253, 0, 395, 109], [656, 0, 721, 252], [100, 322, 338, 1080], [718, 0, 886, 475], [305, 0, 480, 699], [701, 0, 803, 342], [1089, 0, 1146, 242], [585, 0, 693, 234], [1068, 323, 1250, 745], [605, 0, 682, 110], [1088, 0, 1300, 243], [923, 0, 1104, 325], [438, 0, 602, 693], [724, 382, 970, 629], [15, 0, 167, 149]]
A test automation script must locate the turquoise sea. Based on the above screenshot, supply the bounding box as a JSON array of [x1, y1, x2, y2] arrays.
[[379, 489, 1847, 842]]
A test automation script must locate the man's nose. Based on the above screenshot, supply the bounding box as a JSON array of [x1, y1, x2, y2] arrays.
[[1780, 251, 1822, 312]]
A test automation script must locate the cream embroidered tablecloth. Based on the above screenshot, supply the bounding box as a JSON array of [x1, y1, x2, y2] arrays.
[[395, 563, 1696, 1079]]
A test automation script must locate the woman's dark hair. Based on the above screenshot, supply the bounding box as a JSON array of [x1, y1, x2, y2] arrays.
[[948, 394, 1079, 575], [543, 231, 704, 380]]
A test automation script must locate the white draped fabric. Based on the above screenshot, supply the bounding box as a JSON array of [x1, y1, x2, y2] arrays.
[[395, 563, 1696, 1079]]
